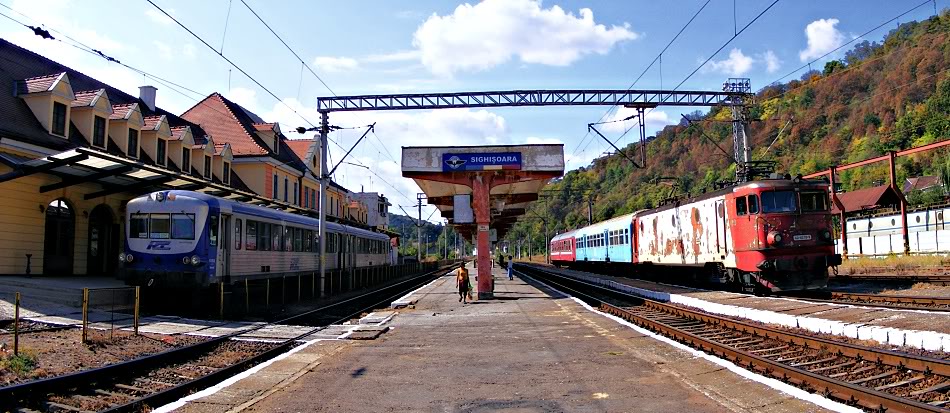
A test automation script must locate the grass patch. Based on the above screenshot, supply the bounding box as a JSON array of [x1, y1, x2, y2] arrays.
[[0, 349, 38, 375]]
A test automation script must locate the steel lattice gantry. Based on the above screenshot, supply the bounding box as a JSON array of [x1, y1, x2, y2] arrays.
[[316, 89, 750, 112], [312, 86, 753, 299]]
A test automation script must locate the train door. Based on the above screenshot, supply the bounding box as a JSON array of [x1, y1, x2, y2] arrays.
[[219, 214, 231, 283], [715, 200, 727, 256]]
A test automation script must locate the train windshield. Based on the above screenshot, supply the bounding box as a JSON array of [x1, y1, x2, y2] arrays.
[[129, 213, 196, 239], [760, 191, 797, 213], [800, 192, 829, 212]]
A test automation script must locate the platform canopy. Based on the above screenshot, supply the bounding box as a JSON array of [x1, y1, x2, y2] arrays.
[[402, 144, 564, 241]]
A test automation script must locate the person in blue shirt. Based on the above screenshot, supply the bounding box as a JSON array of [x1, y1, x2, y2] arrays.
[[507, 255, 514, 280]]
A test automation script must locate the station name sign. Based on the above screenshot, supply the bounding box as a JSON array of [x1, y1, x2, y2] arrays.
[[442, 152, 522, 172]]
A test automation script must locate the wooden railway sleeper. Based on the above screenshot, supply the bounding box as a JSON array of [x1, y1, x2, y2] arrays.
[[750, 345, 789, 354], [849, 370, 898, 385], [792, 356, 840, 368], [874, 375, 925, 391], [829, 365, 876, 379], [809, 361, 857, 374], [909, 380, 950, 396]]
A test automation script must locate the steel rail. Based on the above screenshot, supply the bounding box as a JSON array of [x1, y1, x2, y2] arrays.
[[102, 262, 457, 413], [518, 265, 950, 412], [0, 262, 459, 411]]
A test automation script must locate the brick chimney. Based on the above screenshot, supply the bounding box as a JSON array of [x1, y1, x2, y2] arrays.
[[139, 85, 157, 111]]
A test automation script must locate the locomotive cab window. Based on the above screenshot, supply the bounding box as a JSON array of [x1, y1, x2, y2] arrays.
[[736, 197, 748, 216], [130, 213, 149, 238], [171, 214, 195, 240], [747, 195, 759, 214], [149, 214, 171, 239], [761, 191, 797, 213], [800, 192, 828, 212]]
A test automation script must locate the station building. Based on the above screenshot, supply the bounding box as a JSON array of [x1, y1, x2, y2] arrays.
[[0, 39, 380, 277]]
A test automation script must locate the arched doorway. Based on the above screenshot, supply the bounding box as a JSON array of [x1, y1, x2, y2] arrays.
[[87, 204, 119, 277], [43, 198, 75, 275]]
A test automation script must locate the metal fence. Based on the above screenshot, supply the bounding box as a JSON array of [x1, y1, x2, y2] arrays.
[[82, 286, 139, 343]]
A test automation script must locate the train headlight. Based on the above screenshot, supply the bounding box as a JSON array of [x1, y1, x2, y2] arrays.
[[821, 230, 832, 240], [155, 192, 165, 202], [119, 253, 127, 263], [182, 256, 190, 265], [768, 231, 783, 246], [125, 253, 134, 263], [190, 255, 201, 266]]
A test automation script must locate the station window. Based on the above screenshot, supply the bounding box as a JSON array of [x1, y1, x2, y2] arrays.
[[272, 174, 278, 199], [92, 116, 106, 148], [245, 221, 257, 250], [52, 102, 67, 136], [235, 219, 242, 250], [736, 197, 748, 216], [182, 147, 191, 172], [157, 139, 167, 166], [204, 155, 212, 180], [127, 128, 139, 158], [223, 162, 231, 185]]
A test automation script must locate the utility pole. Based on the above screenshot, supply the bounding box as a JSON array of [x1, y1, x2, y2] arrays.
[[587, 193, 595, 225], [317, 111, 329, 297], [417, 193, 423, 262]]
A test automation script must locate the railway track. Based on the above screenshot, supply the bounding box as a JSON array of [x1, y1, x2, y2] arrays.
[[780, 291, 950, 312], [0, 262, 458, 413], [832, 272, 950, 286], [518, 265, 950, 412]]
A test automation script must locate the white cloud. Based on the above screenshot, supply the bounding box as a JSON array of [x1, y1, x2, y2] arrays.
[[145, 7, 174, 25], [412, 0, 638, 76], [153, 41, 172, 60], [226, 87, 259, 111], [703, 48, 754, 76], [763, 50, 781, 73], [363, 50, 422, 64], [799, 18, 845, 62], [313, 56, 360, 73]]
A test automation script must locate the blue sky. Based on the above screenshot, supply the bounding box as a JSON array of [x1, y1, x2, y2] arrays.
[[0, 0, 940, 217]]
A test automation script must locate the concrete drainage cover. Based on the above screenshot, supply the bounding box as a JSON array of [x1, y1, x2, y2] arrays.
[[347, 326, 389, 340]]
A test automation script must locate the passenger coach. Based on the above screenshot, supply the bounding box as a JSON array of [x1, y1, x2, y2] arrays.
[[120, 190, 391, 287]]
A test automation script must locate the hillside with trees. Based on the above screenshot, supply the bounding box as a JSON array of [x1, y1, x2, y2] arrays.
[[506, 12, 950, 247]]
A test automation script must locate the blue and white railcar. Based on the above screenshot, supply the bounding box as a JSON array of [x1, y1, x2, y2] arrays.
[[574, 213, 635, 263], [121, 190, 391, 287]]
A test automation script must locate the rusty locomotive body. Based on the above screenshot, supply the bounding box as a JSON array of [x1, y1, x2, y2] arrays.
[[550, 178, 841, 292]]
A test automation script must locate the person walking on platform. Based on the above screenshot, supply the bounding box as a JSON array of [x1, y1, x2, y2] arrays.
[[454, 263, 470, 304], [507, 255, 514, 280]]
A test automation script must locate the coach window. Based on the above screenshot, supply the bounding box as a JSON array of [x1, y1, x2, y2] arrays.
[[149, 214, 170, 239], [171, 214, 196, 240], [235, 219, 242, 250], [246, 221, 257, 250], [304, 230, 313, 252], [259, 224, 271, 251], [273, 225, 283, 251], [283, 226, 292, 251], [747, 195, 759, 214], [736, 197, 747, 216], [209, 215, 219, 247], [294, 228, 303, 252]]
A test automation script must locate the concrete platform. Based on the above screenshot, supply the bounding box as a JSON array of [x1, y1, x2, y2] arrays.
[[166, 264, 839, 413], [0, 276, 125, 318]]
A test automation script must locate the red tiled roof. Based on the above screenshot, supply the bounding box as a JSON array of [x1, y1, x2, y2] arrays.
[[110, 103, 136, 120], [832, 185, 900, 214], [252, 122, 276, 132], [904, 176, 942, 192], [285, 139, 314, 161], [181, 93, 267, 156], [16, 72, 63, 94], [170, 126, 189, 141], [213, 142, 229, 156], [142, 115, 165, 130], [71, 89, 103, 107]]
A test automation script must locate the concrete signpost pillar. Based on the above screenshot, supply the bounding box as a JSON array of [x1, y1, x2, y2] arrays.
[[473, 173, 493, 299]]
